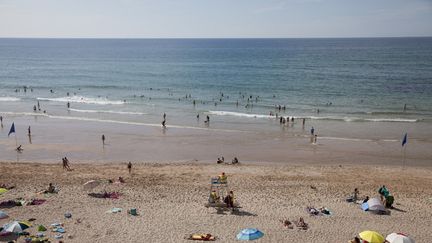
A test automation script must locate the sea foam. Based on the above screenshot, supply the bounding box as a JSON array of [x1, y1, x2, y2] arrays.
[[69, 108, 146, 115], [37, 96, 124, 105], [208, 111, 273, 119], [0, 97, 21, 102]]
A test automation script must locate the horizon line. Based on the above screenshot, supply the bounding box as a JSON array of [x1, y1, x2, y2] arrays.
[[0, 36, 431, 40]]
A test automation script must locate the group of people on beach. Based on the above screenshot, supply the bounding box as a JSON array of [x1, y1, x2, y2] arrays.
[[217, 156, 239, 164]]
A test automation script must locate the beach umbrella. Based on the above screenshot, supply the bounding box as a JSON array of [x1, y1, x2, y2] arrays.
[[359, 230, 385, 243], [0, 188, 8, 195], [237, 228, 264, 241], [0, 221, 31, 235], [0, 210, 8, 219], [386, 233, 415, 243], [83, 180, 101, 190]]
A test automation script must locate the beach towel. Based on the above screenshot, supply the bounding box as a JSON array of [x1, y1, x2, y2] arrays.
[[106, 208, 122, 213], [30, 199, 46, 206], [37, 225, 47, 232], [88, 192, 121, 199], [0, 200, 19, 208], [187, 234, 216, 241], [0, 188, 8, 195]]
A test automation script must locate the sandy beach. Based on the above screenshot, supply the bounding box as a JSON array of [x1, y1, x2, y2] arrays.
[[1, 162, 431, 242]]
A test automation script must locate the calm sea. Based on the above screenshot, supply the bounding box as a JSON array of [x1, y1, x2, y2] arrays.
[[0, 38, 432, 163]]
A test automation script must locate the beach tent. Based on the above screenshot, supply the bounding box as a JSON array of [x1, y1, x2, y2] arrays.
[[362, 198, 385, 212], [0, 211, 8, 219], [237, 228, 264, 241], [386, 233, 415, 243], [359, 230, 385, 243], [0, 221, 31, 235]]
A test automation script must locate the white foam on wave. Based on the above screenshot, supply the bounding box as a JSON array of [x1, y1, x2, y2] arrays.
[[0, 111, 49, 117], [37, 96, 124, 105], [0, 97, 21, 102], [69, 108, 146, 115], [309, 116, 417, 123], [208, 110, 273, 119]]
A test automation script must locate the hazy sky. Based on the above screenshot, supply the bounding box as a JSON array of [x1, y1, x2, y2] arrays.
[[1, 0, 431, 38]]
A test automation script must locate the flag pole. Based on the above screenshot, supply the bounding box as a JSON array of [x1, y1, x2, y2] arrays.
[[403, 144, 406, 169], [14, 132, 18, 147]]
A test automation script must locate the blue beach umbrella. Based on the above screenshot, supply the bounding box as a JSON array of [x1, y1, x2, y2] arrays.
[[237, 228, 264, 241]]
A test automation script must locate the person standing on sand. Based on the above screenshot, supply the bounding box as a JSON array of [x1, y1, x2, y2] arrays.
[[102, 134, 105, 146], [28, 126, 31, 136], [310, 127, 314, 135], [67, 102, 70, 109], [128, 162, 132, 174]]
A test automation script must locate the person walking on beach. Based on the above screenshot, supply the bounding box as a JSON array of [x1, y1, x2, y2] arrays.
[[102, 134, 106, 146], [62, 157, 72, 171], [127, 161, 132, 174], [37, 101, 41, 111], [162, 119, 166, 128], [310, 127, 315, 135], [67, 102, 70, 109], [28, 126, 31, 136], [314, 134, 318, 144], [163, 112, 166, 120], [0, 116, 3, 128]]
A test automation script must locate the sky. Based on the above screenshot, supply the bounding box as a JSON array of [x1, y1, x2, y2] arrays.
[[0, 0, 431, 38]]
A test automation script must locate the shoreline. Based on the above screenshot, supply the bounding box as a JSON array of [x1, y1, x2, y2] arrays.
[[1, 159, 432, 168]]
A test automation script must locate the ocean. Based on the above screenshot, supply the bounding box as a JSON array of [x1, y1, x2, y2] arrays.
[[0, 38, 431, 164]]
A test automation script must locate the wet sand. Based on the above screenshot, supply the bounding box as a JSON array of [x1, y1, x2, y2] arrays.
[[1, 162, 431, 242], [0, 115, 431, 166]]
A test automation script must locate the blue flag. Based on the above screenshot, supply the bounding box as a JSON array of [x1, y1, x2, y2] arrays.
[[402, 133, 407, 147], [8, 122, 15, 137]]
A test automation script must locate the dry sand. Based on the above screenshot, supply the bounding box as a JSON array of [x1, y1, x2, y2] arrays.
[[1, 162, 431, 242]]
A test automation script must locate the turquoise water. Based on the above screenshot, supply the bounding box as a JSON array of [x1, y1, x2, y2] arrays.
[[1, 38, 431, 124]]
